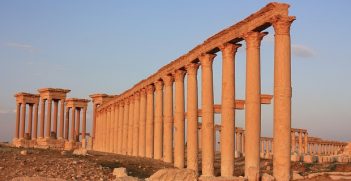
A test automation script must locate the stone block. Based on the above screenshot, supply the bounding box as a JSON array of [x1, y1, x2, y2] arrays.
[[303, 155, 315, 163], [261, 173, 274, 181], [113, 167, 128, 178], [148, 168, 197, 181], [291, 154, 301, 162]]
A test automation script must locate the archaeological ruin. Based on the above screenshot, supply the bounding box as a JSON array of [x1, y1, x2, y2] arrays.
[[11, 2, 351, 181]]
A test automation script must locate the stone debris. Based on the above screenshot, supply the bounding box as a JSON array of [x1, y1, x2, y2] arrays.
[[292, 171, 304, 180], [147, 168, 197, 181], [20, 150, 27, 155], [113, 167, 128, 178], [72, 148, 88, 156], [261, 173, 275, 181], [11, 177, 66, 181]]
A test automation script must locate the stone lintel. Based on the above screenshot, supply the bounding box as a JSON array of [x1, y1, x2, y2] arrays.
[[89, 93, 116, 105], [65, 98, 90, 108], [38, 88, 71, 100], [14, 92, 40, 104], [260, 94, 273, 104]]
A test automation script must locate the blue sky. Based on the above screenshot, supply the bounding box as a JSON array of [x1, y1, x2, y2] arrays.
[[0, 1, 350, 142]]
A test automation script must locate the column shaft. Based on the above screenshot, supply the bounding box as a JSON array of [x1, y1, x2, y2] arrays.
[[20, 103, 26, 139], [174, 70, 185, 168], [82, 107, 87, 140], [53, 100, 59, 137], [15, 103, 21, 139], [70, 107, 76, 141], [39, 99, 45, 138], [117, 103, 124, 154], [163, 75, 174, 163], [27, 104, 33, 139], [64, 107, 70, 140], [291, 131, 296, 153], [128, 96, 134, 155], [146, 85, 155, 158], [114, 104, 119, 153], [122, 100, 129, 154], [92, 104, 97, 139], [154, 81, 163, 160], [304, 133, 308, 154], [76, 108, 81, 142], [133, 93, 140, 156], [45, 99, 52, 138], [59, 100, 65, 139], [298, 131, 303, 155], [33, 103, 39, 139], [139, 89, 147, 157]]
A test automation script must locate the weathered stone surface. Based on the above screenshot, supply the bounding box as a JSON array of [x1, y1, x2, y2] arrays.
[[72, 148, 87, 156], [20, 150, 27, 155], [11, 177, 66, 181], [291, 153, 300, 162], [113, 167, 128, 178], [261, 173, 275, 181], [115, 176, 141, 181], [148, 168, 197, 181], [292, 172, 304, 180], [198, 176, 246, 181]]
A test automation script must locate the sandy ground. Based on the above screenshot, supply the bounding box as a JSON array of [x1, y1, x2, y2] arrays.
[[1, 143, 351, 180]]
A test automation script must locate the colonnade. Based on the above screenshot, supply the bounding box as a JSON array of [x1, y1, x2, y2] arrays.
[[307, 138, 346, 156], [260, 137, 273, 158], [65, 98, 89, 142], [93, 3, 294, 180], [291, 128, 308, 155]]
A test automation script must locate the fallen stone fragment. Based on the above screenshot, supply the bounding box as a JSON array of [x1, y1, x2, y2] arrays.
[[20, 150, 27, 155], [115, 176, 141, 181], [113, 167, 128, 178], [148, 168, 197, 181], [11, 177, 66, 181], [261, 173, 275, 181]]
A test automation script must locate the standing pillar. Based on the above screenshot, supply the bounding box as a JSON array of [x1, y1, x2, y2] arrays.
[[15, 103, 21, 139], [114, 103, 119, 153], [110, 105, 115, 153], [174, 69, 186, 168], [186, 63, 199, 173], [27, 104, 33, 139], [58, 101, 65, 139], [291, 131, 296, 153], [76, 108, 81, 142], [244, 31, 266, 180], [133, 93, 140, 156], [33, 103, 39, 139], [219, 43, 241, 177], [163, 75, 174, 163], [20, 103, 26, 139], [45, 98, 52, 138], [145, 85, 155, 158], [92, 104, 97, 140], [242, 133, 245, 155], [122, 99, 129, 155], [298, 131, 303, 155], [64, 107, 70, 140], [117, 102, 124, 154], [128, 96, 134, 155], [70, 107, 76, 141], [199, 53, 216, 176], [154, 81, 164, 160], [53, 100, 59, 138], [304, 132, 308, 154], [39, 99, 45, 138], [82, 107, 87, 140], [139, 89, 147, 157], [272, 16, 295, 181]]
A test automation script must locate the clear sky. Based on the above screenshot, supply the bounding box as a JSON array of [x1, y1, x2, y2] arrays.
[[0, 1, 350, 142]]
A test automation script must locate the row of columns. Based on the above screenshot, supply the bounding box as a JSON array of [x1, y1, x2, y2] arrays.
[[291, 129, 308, 155], [92, 13, 294, 180]]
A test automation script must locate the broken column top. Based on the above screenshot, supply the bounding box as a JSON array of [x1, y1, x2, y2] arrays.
[[14, 92, 40, 104], [38, 88, 71, 100]]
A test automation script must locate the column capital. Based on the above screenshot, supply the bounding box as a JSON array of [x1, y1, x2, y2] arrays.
[[146, 84, 155, 94], [134, 91, 140, 99], [162, 75, 174, 86], [154, 80, 164, 91], [124, 98, 130, 105], [199, 53, 216, 67], [185, 62, 199, 75], [219, 43, 242, 55], [140, 88, 147, 96], [173, 69, 186, 82], [129, 95, 134, 102], [271, 15, 296, 35], [243, 31, 268, 48]]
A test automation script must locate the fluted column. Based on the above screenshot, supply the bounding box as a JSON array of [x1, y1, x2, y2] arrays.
[[117, 102, 124, 154], [146, 85, 155, 158], [76, 108, 81, 142], [45, 98, 52, 138], [174, 69, 186, 168], [186, 63, 199, 173], [59, 101, 65, 139], [244, 31, 266, 180], [20, 103, 26, 139], [82, 107, 87, 140], [70, 107, 76, 141], [163, 75, 174, 163], [272, 16, 295, 181], [199, 53, 216, 176], [27, 104, 33, 139], [128, 96, 134, 155], [298, 131, 303, 155], [15, 103, 21, 139], [122, 99, 129, 155], [114, 103, 119, 153], [39, 98, 45, 138], [154, 81, 163, 160], [133, 93, 140, 156], [304, 132, 308, 154], [64, 107, 70, 140], [33, 103, 39, 139], [53, 100, 59, 138], [219, 43, 241, 177], [291, 131, 296, 153], [139, 89, 147, 157]]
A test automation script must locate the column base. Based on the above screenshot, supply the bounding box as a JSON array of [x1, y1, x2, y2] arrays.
[[12, 138, 36, 148], [35, 137, 65, 150], [291, 153, 301, 162], [64, 140, 81, 151]]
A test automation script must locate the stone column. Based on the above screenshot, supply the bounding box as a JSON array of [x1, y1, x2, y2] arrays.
[[244, 31, 266, 180], [186, 63, 199, 173], [139, 89, 147, 157], [304, 132, 308, 154], [154, 80, 163, 160], [174, 69, 186, 168], [59, 101, 65, 139], [122, 99, 129, 155], [117, 102, 124, 154], [219, 43, 241, 177], [146, 85, 155, 158], [27, 104, 33, 139], [39, 98, 45, 138], [291, 131, 296, 153], [20, 103, 26, 139], [76, 108, 81, 142], [82, 107, 87, 140], [163, 75, 174, 163], [199, 53, 216, 176], [15, 103, 21, 139], [128, 96, 134, 155], [298, 131, 303, 155], [133, 93, 140, 156], [45, 98, 52, 138], [53, 100, 59, 138], [33, 103, 39, 139], [237, 132, 242, 153], [92, 104, 97, 139], [242, 132, 245, 155], [114, 103, 119, 153], [110, 105, 115, 153], [272, 16, 295, 181], [64, 107, 70, 140], [70, 107, 76, 141]]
